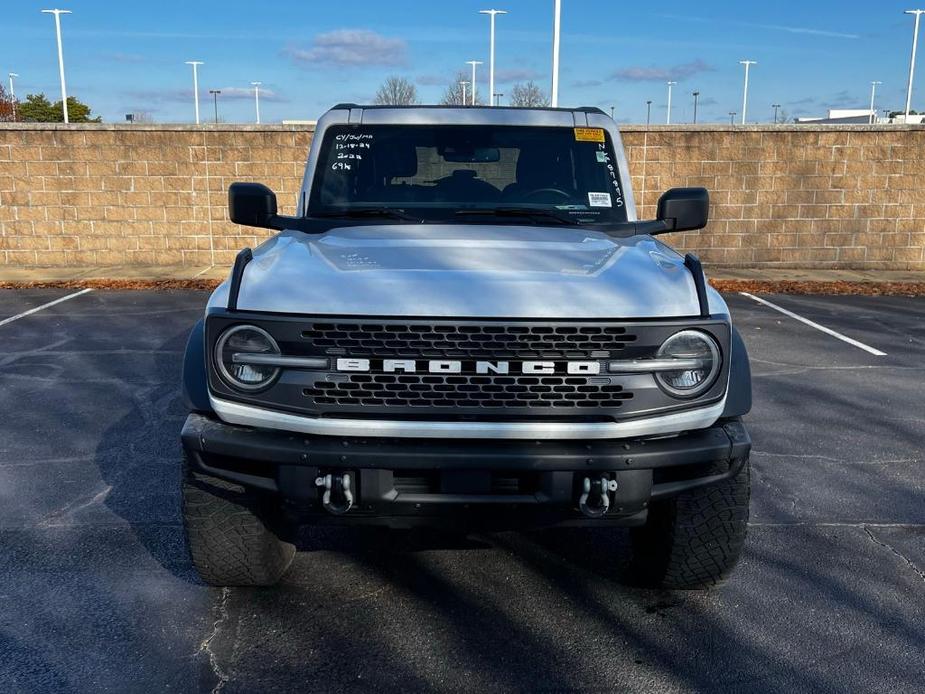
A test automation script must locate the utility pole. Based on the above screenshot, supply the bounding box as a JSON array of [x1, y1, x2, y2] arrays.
[[494, 92, 503, 105], [666, 81, 676, 124], [209, 89, 221, 124], [646, 100, 652, 126], [739, 60, 757, 125], [904, 10, 924, 121], [41, 9, 71, 123], [185, 61, 203, 125], [251, 81, 262, 124], [692, 91, 700, 124], [466, 60, 483, 106], [869, 81, 882, 124], [479, 9, 508, 106], [460, 81, 468, 106], [550, 0, 561, 107], [729, 111, 737, 125], [8, 73, 18, 121], [772, 103, 781, 124]]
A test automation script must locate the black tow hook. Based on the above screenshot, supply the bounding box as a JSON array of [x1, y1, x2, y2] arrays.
[[315, 472, 354, 514], [578, 475, 619, 518]]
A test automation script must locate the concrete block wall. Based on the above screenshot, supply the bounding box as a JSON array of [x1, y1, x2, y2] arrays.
[[0, 124, 310, 267], [623, 126, 925, 269], [0, 122, 923, 269]]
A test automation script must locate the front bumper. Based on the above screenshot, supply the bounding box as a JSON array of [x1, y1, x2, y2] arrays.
[[181, 413, 750, 528]]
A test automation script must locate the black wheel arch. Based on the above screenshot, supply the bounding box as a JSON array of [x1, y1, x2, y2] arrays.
[[182, 319, 214, 415], [721, 325, 752, 418]]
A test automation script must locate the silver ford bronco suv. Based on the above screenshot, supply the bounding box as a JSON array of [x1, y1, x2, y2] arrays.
[[180, 105, 752, 589]]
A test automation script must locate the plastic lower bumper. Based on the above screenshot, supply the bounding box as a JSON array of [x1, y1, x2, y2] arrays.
[[181, 413, 751, 528]]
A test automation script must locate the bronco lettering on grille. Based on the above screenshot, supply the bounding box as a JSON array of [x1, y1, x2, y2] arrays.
[[335, 359, 601, 375]]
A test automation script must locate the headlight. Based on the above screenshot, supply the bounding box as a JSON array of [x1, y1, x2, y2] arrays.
[[214, 325, 280, 391], [654, 330, 721, 398]]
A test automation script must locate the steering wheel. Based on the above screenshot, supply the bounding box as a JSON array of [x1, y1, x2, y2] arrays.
[[522, 187, 572, 204]]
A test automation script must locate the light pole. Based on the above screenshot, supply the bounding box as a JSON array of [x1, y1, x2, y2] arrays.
[[479, 9, 508, 106], [692, 91, 700, 124], [610, 105, 615, 119], [251, 81, 261, 124], [666, 81, 676, 124], [739, 60, 756, 125], [466, 60, 483, 105], [41, 9, 71, 123], [772, 103, 781, 124], [869, 81, 882, 124], [185, 61, 203, 125], [904, 10, 925, 120], [209, 89, 221, 124], [550, 0, 561, 107], [8, 73, 18, 121], [646, 100, 652, 126], [459, 81, 469, 106], [494, 92, 503, 105], [729, 111, 737, 125]]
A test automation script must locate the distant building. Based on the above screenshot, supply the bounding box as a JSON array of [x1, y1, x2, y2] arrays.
[[795, 108, 925, 125], [795, 109, 876, 124]]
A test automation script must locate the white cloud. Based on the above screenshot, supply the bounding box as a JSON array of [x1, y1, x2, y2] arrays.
[[214, 87, 286, 102], [284, 29, 408, 67], [611, 59, 714, 83], [494, 68, 543, 84]]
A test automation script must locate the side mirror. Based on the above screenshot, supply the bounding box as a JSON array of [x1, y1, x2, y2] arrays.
[[655, 187, 709, 233], [228, 182, 279, 229]]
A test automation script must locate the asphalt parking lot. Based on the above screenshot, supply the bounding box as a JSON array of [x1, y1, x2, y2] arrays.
[[0, 288, 923, 693]]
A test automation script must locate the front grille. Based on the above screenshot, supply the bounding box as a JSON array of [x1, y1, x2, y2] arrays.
[[301, 322, 636, 359], [304, 374, 633, 409], [208, 314, 730, 421]]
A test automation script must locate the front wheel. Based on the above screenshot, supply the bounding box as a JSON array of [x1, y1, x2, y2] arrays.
[[631, 458, 750, 589], [182, 453, 295, 586]]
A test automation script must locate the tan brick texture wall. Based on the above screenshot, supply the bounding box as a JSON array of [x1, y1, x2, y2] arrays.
[[0, 123, 923, 269], [0, 124, 310, 267]]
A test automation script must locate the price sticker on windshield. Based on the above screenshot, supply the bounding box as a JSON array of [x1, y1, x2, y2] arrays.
[[574, 127, 605, 142]]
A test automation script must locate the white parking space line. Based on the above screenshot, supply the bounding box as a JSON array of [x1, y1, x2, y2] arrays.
[[0, 288, 94, 329], [740, 292, 887, 357]]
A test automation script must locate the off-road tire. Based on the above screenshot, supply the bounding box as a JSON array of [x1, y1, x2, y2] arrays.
[[182, 453, 295, 586], [631, 458, 750, 589]]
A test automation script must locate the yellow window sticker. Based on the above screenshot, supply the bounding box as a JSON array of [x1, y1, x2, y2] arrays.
[[574, 127, 605, 142]]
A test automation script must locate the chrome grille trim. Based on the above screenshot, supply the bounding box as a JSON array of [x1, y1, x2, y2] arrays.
[[209, 394, 727, 440]]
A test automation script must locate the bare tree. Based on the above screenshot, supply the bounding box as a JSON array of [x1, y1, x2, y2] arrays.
[[440, 72, 485, 106], [373, 76, 419, 106], [509, 81, 550, 108]]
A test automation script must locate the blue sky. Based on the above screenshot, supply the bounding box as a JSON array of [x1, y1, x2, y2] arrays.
[[2, 0, 923, 124]]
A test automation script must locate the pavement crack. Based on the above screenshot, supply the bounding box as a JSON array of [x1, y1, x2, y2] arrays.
[[197, 587, 232, 694], [37, 484, 113, 528], [863, 526, 925, 585]]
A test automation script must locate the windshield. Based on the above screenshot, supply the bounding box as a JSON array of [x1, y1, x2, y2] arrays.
[[308, 124, 629, 225]]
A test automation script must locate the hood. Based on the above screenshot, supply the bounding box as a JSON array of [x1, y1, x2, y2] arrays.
[[209, 225, 723, 319]]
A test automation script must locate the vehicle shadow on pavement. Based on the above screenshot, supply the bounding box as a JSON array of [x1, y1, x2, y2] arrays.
[[93, 326, 201, 583]]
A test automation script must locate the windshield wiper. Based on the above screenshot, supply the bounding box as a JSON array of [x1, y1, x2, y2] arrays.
[[454, 207, 576, 225], [312, 208, 424, 222]]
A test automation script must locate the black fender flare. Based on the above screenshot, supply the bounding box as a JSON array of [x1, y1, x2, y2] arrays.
[[721, 325, 752, 418], [182, 319, 213, 415]]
